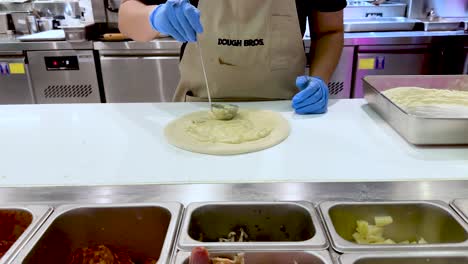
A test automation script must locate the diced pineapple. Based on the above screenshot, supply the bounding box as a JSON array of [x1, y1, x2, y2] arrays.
[[367, 235, 385, 243], [356, 220, 369, 236], [418, 238, 427, 244], [367, 225, 384, 237], [375, 216, 394, 227], [352, 217, 427, 245], [375, 239, 396, 244], [352, 232, 367, 244]]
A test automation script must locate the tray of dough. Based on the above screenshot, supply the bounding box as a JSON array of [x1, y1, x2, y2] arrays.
[[363, 75, 468, 145]]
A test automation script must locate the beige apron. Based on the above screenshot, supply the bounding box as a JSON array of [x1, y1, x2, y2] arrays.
[[173, 0, 306, 102]]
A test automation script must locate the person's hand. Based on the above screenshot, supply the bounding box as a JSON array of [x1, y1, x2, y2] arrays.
[[149, 0, 203, 42], [292, 76, 329, 114]]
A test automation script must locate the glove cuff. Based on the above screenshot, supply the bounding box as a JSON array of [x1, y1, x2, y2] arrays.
[[149, 5, 163, 32]]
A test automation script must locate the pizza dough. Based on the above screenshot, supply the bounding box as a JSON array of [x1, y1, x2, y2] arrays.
[[164, 109, 290, 155], [383, 87, 468, 117]]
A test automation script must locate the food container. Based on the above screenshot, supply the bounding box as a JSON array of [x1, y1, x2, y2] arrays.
[[319, 201, 468, 253], [10, 12, 30, 35], [363, 75, 468, 145], [450, 199, 468, 224], [0, 13, 13, 34], [340, 251, 468, 264], [418, 17, 464, 32], [37, 17, 54, 32], [173, 250, 334, 264], [60, 23, 94, 42], [13, 203, 182, 264], [178, 201, 328, 251], [25, 15, 38, 34], [0, 206, 52, 264]]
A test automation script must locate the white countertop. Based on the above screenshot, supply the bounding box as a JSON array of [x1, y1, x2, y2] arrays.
[[0, 100, 467, 187]]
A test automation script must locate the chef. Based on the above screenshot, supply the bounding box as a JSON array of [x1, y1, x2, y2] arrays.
[[119, 0, 346, 114]]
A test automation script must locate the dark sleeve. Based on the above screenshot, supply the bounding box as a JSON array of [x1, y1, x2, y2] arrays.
[[310, 0, 347, 12], [140, 0, 165, 5]]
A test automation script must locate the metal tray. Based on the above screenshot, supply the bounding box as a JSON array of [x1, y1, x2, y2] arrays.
[[173, 250, 333, 264], [319, 200, 468, 253], [418, 17, 464, 32], [178, 201, 328, 251], [363, 75, 468, 145], [450, 199, 468, 224], [344, 17, 418, 32], [12, 203, 182, 264], [340, 251, 468, 264], [0, 206, 52, 264]]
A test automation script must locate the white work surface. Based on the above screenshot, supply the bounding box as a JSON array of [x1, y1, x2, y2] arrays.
[[0, 100, 467, 187]]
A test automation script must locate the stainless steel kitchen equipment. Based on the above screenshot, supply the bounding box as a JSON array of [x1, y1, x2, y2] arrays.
[[419, 17, 464, 31], [340, 252, 468, 264], [27, 50, 101, 104], [408, 0, 468, 20], [32, 0, 81, 20], [174, 250, 334, 264], [451, 199, 468, 224], [407, 0, 467, 31], [353, 45, 432, 98], [10, 12, 31, 35], [36, 17, 53, 32], [319, 200, 468, 253], [363, 75, 468, 145], [90, 0, 120, 30], [14, 203, 182, 264], [0, 13, 13, 34], [25, 15, 37, 34], [306, 46, 354, 99], [178, 201, 328, 251], [344, 17, 418, 32], [0, 51, 34, 104], [60, 23, 93, 42], [0, 206, 52, 264], [0, 182, 468, 261], [98, 46, 181, 103], [344, 1, 408, 19]]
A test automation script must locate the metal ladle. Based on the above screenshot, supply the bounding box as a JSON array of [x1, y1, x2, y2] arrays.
[[211, 103, 239, 120], [197, 40, 239, 120]]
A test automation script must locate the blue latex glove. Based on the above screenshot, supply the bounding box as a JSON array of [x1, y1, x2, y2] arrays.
[[292, 76, 329, 115], [149, 0, 203, 42]]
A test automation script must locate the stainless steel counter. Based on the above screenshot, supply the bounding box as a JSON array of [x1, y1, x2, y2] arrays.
[[341, 30, 467, 46], [94, 38, 181, 53], [0, 34, 93, 51], [0, 181, 468, 206], [0, 31, 466, 52]]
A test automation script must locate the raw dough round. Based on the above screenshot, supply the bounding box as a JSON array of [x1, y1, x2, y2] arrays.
[[164, 110, 290, 155]]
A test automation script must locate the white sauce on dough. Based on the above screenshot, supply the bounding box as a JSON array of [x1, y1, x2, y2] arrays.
[[186, 117, 272, 144], [164, 110, 290, 155]]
